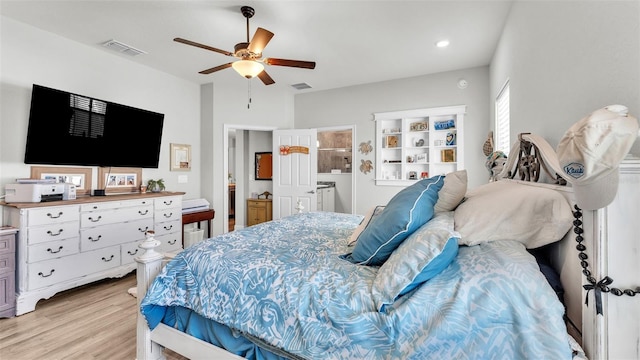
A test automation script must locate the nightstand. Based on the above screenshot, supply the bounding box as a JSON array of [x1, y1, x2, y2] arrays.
[[247, 199, 272, 226]]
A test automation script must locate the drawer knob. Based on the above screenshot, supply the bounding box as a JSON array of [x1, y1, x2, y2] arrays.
[[168, 239, 177, 245], [164, 225, 173, 230], [38, 269, 55, 278], [47, 246, 64, 254], [89, 216, 102, 223], [88, 235, 102, 242], [47, 212, 63, 219], [127, 249, 139, 256], [47, 229, 64, 236], [101, 255, 115, 262], [138, 226, 149, 233], [138, 209, 149, 215], [163, 212, 173, 218], [164, 200, 173, 205]]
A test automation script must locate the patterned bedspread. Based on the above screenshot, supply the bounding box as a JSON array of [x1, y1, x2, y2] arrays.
[[141, 212, 573, 359]]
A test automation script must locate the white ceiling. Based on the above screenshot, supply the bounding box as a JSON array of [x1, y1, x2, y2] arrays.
[[0, 0, 514, 92]]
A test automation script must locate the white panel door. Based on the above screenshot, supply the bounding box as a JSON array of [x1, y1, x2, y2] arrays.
[[272, 129, 318, 219]]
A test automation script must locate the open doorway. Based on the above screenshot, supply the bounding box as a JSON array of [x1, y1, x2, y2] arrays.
[[317, 125, 356, 214], [223, 124, 277, 233]]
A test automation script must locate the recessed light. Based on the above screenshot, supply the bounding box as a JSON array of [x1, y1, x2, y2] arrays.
[[435, 40, 450, 48]]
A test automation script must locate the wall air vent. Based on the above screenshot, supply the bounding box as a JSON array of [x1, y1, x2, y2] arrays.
[[101, 39, 147, 56], [291, 83, 312, 90]]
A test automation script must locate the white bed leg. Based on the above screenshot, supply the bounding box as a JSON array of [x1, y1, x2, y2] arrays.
[[135, 231, 166, 360]]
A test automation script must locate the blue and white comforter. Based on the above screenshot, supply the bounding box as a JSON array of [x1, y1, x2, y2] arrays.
[[141, 212, 573, 359]]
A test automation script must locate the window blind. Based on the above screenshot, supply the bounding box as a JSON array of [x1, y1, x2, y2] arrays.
[[495, 80, 510, 156]]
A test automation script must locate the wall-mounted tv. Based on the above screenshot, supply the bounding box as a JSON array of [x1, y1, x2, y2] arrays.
[[24, 84, 165, 168]]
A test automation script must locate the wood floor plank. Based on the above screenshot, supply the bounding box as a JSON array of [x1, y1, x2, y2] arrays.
[[0, 272, 187, 360]]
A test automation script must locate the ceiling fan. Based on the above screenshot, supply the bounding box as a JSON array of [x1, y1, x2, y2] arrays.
[[174, 5, 316, 85]]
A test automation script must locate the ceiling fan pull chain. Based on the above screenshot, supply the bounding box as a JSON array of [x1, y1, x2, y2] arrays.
[[247, 80, 252, 109]]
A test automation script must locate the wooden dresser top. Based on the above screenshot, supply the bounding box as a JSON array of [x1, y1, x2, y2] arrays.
[[0, 191, 186, 209]]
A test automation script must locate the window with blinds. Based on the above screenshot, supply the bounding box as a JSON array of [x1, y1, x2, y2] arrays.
[[495, 80, 510, 156]]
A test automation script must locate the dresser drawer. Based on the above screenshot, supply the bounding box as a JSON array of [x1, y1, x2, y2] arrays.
[[80, 205, 153, 227], [79, 198, 153, 212], [121, 242, 142, 265], [154, 208, 181, 223], [28, 238, 79, 263], [80, 219, 152, 252], [27, 221, 80, 245], [0, 252, 14, 275], [154, 196, 182, 211], [247, 200, 268, 208], [156, 233, 182, 253], [155, 218, 181, 237], [0, 234, 15, 255], [27, 205, 79, 226], [27, 246, 121, 290]]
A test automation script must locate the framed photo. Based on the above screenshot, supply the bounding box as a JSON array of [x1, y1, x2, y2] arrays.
[[170, 143, 191, 171], [385, 135, 399, 148], [98, 167, 141, 194], [410, 121, 428, 131], [415, 153, 428, 163], [30, 166, 92, 195], [441, 149, 456, 163]]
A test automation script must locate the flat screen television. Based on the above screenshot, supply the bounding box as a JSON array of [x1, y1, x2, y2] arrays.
[[24, 84, 165, 168]]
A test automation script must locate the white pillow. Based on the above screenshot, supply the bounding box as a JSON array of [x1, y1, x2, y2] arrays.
[[454, 180, 572, 248], [434, 170, 467, 213]]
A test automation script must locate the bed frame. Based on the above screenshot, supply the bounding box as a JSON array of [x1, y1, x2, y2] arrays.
[[134, 133, 593, 360]]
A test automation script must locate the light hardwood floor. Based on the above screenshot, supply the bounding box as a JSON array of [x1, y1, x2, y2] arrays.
[[0, 272, 187, 360]]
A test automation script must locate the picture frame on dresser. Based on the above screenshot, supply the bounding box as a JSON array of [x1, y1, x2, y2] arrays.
[[30, 166, 92, 195], [98, 167, 142, 194]]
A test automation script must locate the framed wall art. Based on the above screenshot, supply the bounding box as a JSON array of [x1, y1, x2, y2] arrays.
[[98, 167, 141, 194], [30, 166, 92, 195], [170, 143, 191, 171]]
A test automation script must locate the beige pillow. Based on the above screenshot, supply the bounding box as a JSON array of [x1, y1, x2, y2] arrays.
[[434, 170, 468, 213], [347, 205, 385, 246], [453, 180, 573, 248]]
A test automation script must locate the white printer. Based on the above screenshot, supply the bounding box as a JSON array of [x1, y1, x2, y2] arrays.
[[5, 183, 76, 203]]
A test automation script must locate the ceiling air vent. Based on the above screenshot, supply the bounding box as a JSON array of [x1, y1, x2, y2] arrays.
[[291, 83, 312, 90], [101, 39, 147, 56]]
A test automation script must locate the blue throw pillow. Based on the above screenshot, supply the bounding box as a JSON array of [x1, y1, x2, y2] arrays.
[[372, 211, 459, 312], [342, 175, 445, 266]]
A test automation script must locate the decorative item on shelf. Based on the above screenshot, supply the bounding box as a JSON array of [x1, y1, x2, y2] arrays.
[[410, 121, 428, 131], [385, 135, 399, 148], [415, 138, 425, 147], [446, 132, 456, 146], [140, 185, 147, 193], [360, 159, 373, 174], [420, 171, 429, 179], [415, 153, 428, 163], [406, 155, 414, 163], [434, 139, 445, 146], [359, 140, 373, 154], [146, 179, 165, 193], [434, 119, 456, 130], [408, 171, 418, 180], [441, 149, 456, 163]]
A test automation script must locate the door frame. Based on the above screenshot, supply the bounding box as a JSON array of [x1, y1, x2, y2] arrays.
[[317, 125, 357, 214], [223, 124, 278, 233]]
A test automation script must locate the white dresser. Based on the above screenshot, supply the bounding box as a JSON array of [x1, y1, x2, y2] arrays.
[[582, 158, 640, 360], [1, 192, 183, 315]]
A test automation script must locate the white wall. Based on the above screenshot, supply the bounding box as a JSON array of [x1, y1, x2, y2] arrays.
[[490, 1, 640, 155], [1, 16, 200, 219], [295, 66, 490, 215]]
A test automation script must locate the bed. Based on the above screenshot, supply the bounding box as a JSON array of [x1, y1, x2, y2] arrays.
[[135, 134, 591, 360]]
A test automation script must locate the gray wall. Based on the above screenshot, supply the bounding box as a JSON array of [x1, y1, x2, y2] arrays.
[[490, 1, 640, 155], [295, 66, 490, 215]]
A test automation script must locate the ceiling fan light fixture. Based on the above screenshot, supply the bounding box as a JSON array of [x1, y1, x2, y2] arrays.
[[232, 60, 264, 78]]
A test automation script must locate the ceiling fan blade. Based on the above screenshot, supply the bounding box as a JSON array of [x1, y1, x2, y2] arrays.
[[264, 58, 316, 69], [257, 70, 275, 85], [248, 27, 274, 55], [174, 37, 233, 57], [199, 63, 233, 74]]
